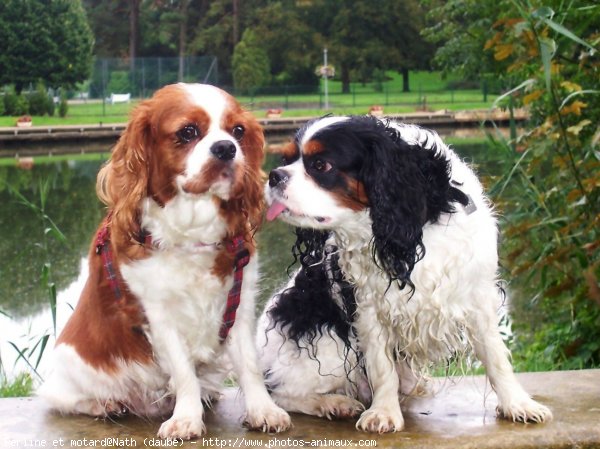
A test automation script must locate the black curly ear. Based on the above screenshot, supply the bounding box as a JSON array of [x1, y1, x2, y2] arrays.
[[358, 119, 467, 290]]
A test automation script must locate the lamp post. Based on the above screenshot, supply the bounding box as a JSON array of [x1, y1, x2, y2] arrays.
[[323, 48, 329, 110]]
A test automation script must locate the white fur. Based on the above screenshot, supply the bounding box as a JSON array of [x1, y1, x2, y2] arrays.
[[259, 118, 552, 433], [300, 116, 350, 146]]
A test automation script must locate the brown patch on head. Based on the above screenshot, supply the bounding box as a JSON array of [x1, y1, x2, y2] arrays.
[[146, 85, 212, 205], [219, 95, 266, 238], [331, 175, 369, 211], [303, 139, 325, 157], [97, 84, 212, 251], [278, 141, 300, 163]]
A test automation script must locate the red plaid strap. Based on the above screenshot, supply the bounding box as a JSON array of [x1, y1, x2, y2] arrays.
[[218, 235, 250, 342], [96, 221, 248, 341], [95, 221, 122, 300]]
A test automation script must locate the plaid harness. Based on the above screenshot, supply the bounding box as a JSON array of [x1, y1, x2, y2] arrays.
[[219, 236, 250, 341], [95, 222, 250, 343], [95, 223, 122, 300]]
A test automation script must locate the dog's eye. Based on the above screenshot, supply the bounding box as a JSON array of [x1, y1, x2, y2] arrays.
[[232, 125, 245, 141], [176, 125, 200, 143], [312, 159, 332, 173]]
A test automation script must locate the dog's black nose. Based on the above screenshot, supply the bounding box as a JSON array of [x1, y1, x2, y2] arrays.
[[210, 140, 236, 161], [269, 169, 290, 187]]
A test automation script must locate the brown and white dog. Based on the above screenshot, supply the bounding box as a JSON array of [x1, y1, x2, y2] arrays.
[[258, 116, 552, 433], [39, 84, 290, 439]]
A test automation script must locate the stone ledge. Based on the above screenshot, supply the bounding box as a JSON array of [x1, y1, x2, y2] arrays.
[[2, 369, 599, 449]]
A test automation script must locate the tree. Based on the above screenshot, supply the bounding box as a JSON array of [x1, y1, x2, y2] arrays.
[[130, 0, 141, 74], [0, 0, 94, 92], [189, 0, 245, 84], [232, 29, 271, 92], [421, 0, 506, 80], [82, 0, 129, 57], [307, 0, 434, 93], [247, 1, 322, 87]]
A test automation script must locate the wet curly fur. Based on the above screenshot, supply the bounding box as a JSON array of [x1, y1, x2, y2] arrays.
[[257, 116, 552, 432]]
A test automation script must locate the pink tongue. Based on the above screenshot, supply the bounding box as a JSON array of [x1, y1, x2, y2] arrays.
[[266, 201, 287, 221]]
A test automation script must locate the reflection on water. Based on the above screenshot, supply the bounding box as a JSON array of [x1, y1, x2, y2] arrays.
[[0, 140, 500, 380]]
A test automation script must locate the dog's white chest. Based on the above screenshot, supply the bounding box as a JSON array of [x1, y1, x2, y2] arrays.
[[122, 249, 233, 361]]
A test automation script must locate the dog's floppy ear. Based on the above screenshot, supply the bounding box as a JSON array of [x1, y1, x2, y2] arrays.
[[96, 102, 152, 247], [359, 122, 427, 290], [359, 119, 467, 290]]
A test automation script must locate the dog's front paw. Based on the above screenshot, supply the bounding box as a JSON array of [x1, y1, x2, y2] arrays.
[[245, 404, 291, 433], [356, 406, 404, 433], [318, 394, 365, 419], [158, 413, 206, 440], [497, 398, 553, 423]]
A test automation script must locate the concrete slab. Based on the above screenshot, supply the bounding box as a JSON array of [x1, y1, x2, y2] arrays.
[[2, 370, 599, 449]]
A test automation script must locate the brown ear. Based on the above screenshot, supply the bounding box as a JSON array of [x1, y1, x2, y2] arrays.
[[96, 103, 152, 247], [239, 111, 266, 231]]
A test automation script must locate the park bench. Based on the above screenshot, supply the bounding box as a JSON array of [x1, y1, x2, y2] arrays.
[[107, 93, 131, 104]]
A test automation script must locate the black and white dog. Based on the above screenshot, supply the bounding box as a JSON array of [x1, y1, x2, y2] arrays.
[[257, 116, 551, 433]]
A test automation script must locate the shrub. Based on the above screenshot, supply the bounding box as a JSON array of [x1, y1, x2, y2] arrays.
[[46, 97, 55, 117], [58, 95, 68, 118], [3, 87, 29, 116], [232, 30, 271, 94], [372, 68, 386, 93], [106, 71, 131, 94], [28, 82, 52, 116]]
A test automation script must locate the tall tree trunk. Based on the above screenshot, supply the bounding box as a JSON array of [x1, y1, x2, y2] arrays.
[[178, 0, 190, 82], [341, 64, 351, 94], [232, 0, 239, 44], [129, 0, 140, 90], [401, 67, 410, 92]]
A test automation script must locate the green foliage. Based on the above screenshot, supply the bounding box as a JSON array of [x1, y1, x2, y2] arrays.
[[0, 372, 34, 397], [243, 2, 320, 88], [3, 87, 29, 116], [485, 1, 600, 369], [314, 0, 435, 92], [421, 0, 509, 81], [27, 82, 53, 116], [106, 71, 131, 94], [84, 0, 434, 89], [0, 91, 5, 116], [232, 29, 271, 93], [58, 94, 68, 118], [0, 0, 94, 91]]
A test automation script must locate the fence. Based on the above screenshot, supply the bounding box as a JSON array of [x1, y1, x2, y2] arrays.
[[62, 58, 499, 118], [227, 82, 495, 113], [88, 56, 219, 100]]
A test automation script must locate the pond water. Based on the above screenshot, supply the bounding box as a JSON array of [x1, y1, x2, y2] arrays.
[[0, 139, 503, 381]]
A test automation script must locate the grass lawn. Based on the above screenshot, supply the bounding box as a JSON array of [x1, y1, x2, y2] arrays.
[[0, 71, 497, 127]]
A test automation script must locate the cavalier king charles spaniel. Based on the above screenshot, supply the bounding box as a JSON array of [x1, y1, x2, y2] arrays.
[[258, 115, 552, 433], [40, 83, 290, 439]]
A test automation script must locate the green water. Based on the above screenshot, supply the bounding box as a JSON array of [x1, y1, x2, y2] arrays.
[[0, 142, 502, 317]]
